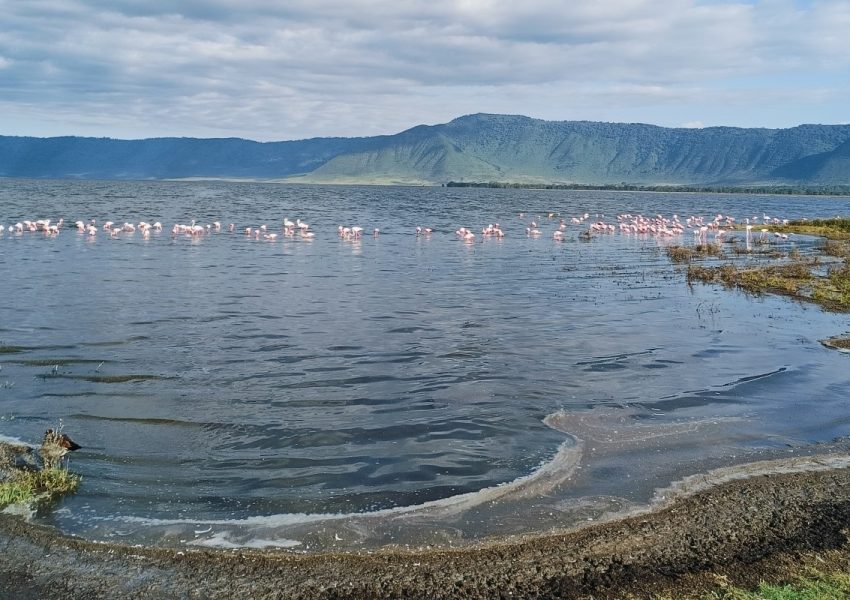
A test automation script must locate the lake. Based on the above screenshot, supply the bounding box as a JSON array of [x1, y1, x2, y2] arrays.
[[1, 179, 848, 551]]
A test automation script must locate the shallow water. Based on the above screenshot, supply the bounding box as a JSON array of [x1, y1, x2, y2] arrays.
[[1, 179, 849, 550]]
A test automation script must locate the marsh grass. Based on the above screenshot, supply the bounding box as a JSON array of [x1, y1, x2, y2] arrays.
[[0, 465, 80, 508], [688, 219, 850, 312], [811, 263, 850, 311], [687, 262, 816, 299], [822, 240, 850, 258]]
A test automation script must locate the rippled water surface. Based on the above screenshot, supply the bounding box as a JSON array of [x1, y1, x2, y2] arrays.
[[1, 179, 849, 550]]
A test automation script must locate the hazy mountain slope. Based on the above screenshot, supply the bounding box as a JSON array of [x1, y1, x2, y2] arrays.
[[2, 114, 850, 185], [0, 136, 369, 179]]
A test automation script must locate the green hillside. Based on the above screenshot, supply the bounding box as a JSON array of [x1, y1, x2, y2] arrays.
[[296, 114, 850, 185], [2, 114, 850, 185]]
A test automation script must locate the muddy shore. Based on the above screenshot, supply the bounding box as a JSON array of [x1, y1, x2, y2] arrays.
[[3, 455, 850, 599]]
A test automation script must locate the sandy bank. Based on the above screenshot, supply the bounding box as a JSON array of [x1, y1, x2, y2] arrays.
[[3, 453, 850, 599]]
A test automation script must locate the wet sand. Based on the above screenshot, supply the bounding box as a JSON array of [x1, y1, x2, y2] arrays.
[[3, 453, 850, 599]]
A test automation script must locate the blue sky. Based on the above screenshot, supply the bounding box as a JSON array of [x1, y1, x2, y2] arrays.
[[0, 0, 847, 140]]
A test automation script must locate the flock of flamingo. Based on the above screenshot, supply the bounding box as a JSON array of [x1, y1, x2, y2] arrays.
[[0, 212, 791, 244]]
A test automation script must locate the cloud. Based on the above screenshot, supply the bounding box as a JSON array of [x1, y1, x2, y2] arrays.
[[0, 0, 848, 140]]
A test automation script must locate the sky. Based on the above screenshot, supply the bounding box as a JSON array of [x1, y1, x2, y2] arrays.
[[0, 0, 848, 141]]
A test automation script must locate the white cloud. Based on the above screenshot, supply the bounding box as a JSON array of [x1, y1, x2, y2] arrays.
[[0, 0, 848, 139]]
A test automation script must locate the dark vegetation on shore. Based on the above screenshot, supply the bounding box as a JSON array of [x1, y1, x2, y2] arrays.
[[446, 181, 850, 196]]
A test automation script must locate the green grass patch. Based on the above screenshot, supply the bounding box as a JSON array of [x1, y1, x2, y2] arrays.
[[768, 218, 850, 240], [0, 466, 81, 509], [652, 570, 850, 600], [708, 571, 850, 599]]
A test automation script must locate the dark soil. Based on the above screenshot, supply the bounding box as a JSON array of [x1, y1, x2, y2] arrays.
[[3, 461, 850, 599]]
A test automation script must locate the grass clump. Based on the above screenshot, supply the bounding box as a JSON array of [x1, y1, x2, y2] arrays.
[[667, 244, 724, 263], [667, 246, 698, 263], [695, 244, 724, 257], [0, 465, 80, 509]]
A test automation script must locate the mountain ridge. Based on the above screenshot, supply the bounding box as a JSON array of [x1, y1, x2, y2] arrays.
[[2, 113, 850, 186]]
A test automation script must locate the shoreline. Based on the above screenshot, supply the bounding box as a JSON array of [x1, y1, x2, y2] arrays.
[[4, 451, 850, 598], [5, 175, 850, 197]]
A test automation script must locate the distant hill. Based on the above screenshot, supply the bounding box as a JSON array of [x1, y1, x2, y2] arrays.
[[2, 114, 850, 186]]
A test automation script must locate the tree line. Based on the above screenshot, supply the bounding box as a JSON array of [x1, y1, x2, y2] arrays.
[[444, 181, 850, 196]]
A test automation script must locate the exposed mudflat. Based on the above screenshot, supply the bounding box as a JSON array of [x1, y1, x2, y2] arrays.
[[4, 454, 850, 599]]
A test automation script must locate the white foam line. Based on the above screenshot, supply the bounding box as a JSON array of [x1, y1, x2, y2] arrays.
[[654, 452, 850, 505], [189, 532, 302, 549], [119, 414, 584, 529], [0, 434, 35, 448]]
